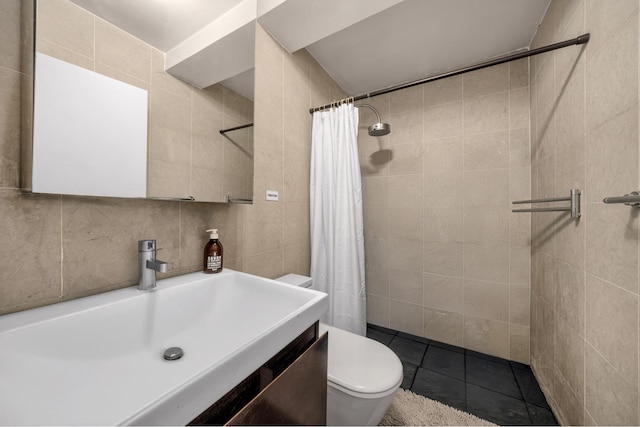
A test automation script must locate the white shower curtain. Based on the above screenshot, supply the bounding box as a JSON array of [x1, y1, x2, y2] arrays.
[[310, 103, 366, 336]]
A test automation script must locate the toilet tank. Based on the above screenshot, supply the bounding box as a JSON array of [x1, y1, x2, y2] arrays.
[[276, 274, 313, 289]]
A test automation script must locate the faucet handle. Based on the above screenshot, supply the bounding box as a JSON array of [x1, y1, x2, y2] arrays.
[[139, 240, 156, 252]]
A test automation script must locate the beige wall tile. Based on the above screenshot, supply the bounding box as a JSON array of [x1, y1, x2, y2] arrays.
[[553, 366, 585, 426], [148, 87, 191, 163], [37, 0, 94, 59], [423, 205, 463, 243], [556, 70, 585, 152], [510, 324, 530, 364], [366, 268, 389, 297], [390, 85, 423, 114], [424, 137, 463, 174], [464, 92, 509, 134], [389, 204, 423, 241], [586, 273, 638, 384], [586, 16, 638, 130], [586, 107, 638, 204], [510, 247, 530, 287], [423, 241, 463, 277], [424, 101, 463, 141], [388, 174, 422, 207], [510, 58, 529, 90], [388, 108, 423, 146], [283, 244, 310, 277], [253, 150, 284, 197], [0, 0, 22, 71], [0, 190, 62, 314], [424, 307, 463, 346], [586, 203, 639, 294], [61, 197, 180, 298], [510, 88, 530, 129], [36, 38, 95, 71], [283, 202, 309, 249], [389, 238, 423, 272], [390, 299, 423, 336], [244, 250, 284, 279], [243, 201, 283, 257], [509, 211, 531, 248], [555, 260, 585, 334], [191, 167, 223, 202], [367, 293, 390, 327], [0, 66, 21, 188], [389, 269, 423, 303], [555, 317, 585, 404], [423, 171, 463, 208], [359, 137, 391, 177], [585, 343, 638, 425], [424, 75, 462, 108], [94, 19, 150, 83], [389, 143, 423, 175], [463, 130, 509, 170], [463, 315, 510, 359], [585, 0, 639, 62], [463, 206, 509, 245], [147, 159, 190, 199], [365, 236, 389, 274], [463, 279, 509, 322], [463, 243, 509, 283], [284, 157, 310, 203], [463, 63, 509, 99], [510, 285, 530, 326], [463, 169, 509, 207], [94, 62, 148, 90], [536, 57, 556, 111], [363, 177, 389, 238], [423, 273, 464, 313], [510, 128, 531, 168]]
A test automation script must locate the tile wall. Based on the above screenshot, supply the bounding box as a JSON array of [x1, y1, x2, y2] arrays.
[[530, 0, 640, 425], [246, 24, 345, 277], [0, 2, 338, 314], [361, 58, 532, 362]]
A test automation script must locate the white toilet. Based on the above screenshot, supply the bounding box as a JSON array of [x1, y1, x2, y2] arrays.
[[276, 274, 403, 426]]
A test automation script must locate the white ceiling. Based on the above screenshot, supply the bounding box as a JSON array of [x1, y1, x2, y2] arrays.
[[67, 0, 552, 99], [305, 0, 550, 95], [69, 0, 244, 51]]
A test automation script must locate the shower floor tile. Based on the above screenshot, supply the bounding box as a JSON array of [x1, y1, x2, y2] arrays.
[[367, 324, 558, 426]]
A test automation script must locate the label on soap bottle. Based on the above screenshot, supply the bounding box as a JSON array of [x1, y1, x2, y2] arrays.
[[207, 255, 222, 271]]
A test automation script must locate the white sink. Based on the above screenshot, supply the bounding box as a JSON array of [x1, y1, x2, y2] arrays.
[[0, 269, 327, 425]]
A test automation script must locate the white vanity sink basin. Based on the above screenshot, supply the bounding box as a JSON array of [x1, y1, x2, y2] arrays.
[[0, 269, 327, 425]]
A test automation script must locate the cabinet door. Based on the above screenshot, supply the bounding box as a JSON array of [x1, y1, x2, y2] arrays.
[[227, 332, 328, 425]]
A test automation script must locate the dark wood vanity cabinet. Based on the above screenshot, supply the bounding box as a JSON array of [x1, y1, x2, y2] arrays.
[[189, 322, 328, 426]]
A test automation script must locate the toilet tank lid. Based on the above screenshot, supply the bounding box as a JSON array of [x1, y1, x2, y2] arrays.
[[275, 273, 312, 288]]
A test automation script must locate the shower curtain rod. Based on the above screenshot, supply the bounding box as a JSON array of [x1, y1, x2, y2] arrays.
[[309, 33, 590, 114]]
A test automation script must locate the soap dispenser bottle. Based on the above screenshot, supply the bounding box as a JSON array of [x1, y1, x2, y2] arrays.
[[203, 229, 223, 274]]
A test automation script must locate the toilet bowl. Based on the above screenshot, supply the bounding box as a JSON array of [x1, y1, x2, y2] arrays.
[[276, 274, 403, 426]]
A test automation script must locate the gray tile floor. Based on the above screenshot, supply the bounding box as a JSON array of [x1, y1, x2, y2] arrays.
[[367, 324, 558, 426]]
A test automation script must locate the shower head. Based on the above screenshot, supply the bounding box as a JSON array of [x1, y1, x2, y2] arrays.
[[357, 104, 391, 136]]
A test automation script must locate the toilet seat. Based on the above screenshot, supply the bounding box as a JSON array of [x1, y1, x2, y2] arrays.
[[319, 324, 403, 399]]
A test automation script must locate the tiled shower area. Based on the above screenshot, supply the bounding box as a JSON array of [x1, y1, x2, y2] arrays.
[[363, 1, 640, 425]]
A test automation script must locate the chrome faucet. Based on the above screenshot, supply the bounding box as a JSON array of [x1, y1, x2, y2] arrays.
[[138, 240, 168, 290]]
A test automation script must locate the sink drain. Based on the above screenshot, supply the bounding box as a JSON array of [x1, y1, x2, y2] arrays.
[[163, 347, 184, 361]]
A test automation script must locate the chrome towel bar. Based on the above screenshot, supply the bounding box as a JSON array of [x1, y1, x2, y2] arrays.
[[603, 191, 640, 207], [512, 189, 581, 218]]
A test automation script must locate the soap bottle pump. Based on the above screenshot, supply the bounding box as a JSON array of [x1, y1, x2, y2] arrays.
[[203, 229, 223, 274]]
